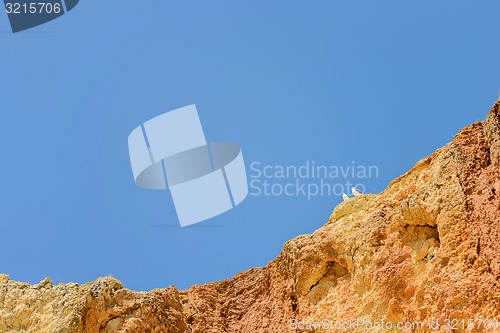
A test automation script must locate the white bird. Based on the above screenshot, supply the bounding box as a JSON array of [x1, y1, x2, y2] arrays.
[[342, 193, 350, 201], [351, 187, 363, 197]]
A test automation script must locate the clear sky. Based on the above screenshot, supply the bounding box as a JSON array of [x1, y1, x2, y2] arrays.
[[0, 0, 499, 291]]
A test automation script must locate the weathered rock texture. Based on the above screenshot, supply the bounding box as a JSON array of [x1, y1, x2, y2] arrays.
[[1, 99, 500, 332]]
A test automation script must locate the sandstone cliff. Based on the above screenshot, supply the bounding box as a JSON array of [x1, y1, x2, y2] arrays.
[[1, 99, 499, 333]]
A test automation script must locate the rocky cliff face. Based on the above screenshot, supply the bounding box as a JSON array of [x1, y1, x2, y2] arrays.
[[1, 99, 499, 333]]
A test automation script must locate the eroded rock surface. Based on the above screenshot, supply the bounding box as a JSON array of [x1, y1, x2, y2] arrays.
[[1, 99, 499, 332]]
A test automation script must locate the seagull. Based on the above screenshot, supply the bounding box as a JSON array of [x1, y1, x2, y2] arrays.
[[351, 187, 363, 197], [342, 193, 350, 201]]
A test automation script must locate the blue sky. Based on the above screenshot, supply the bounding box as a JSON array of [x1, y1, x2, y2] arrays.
[[0, 0, 499, 291]]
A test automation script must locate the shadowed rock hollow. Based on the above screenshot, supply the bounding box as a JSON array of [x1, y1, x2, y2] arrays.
[[1, 99, 499, 332]]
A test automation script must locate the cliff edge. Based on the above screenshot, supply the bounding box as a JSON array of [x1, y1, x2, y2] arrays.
[[1, 99, 499, 333]]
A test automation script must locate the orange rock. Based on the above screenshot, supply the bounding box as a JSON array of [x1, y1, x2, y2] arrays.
[[1, 99, 499, 333]]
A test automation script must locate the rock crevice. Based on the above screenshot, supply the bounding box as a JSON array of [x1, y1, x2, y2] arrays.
[[1, 99, 499, 333]]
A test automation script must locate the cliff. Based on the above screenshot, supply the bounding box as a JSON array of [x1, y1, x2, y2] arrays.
[[1, 99, 499, 333]]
